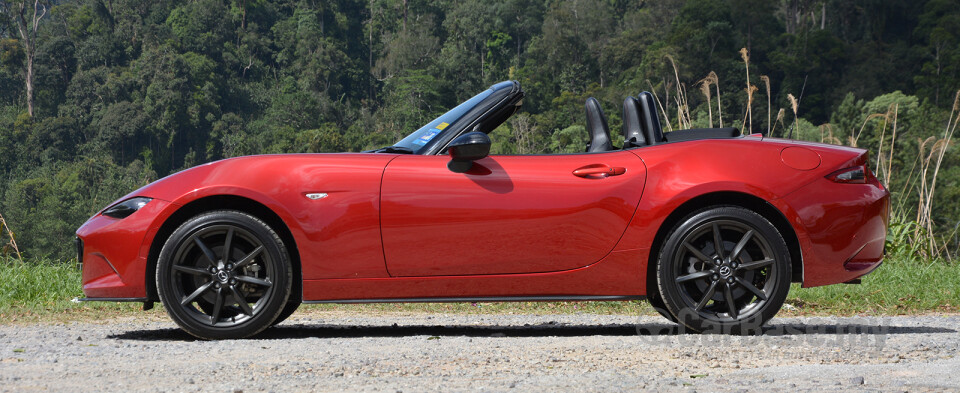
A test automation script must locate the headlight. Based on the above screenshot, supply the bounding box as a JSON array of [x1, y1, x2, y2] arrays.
[[102, 197, 153, 219]]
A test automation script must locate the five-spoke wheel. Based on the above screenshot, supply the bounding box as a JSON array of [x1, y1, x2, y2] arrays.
[[656, 206, 791, 334], [157, 210, 291, 339]]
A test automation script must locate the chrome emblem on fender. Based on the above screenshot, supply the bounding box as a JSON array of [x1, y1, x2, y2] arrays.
[[306, 193, 329, 200]]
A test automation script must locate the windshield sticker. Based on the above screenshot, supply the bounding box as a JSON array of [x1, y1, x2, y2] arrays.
[[412, 130, 440, 146], [436, 122, 450, 130]]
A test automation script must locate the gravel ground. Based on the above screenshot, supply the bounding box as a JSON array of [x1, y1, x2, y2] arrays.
[[1, 313, 959, 392]]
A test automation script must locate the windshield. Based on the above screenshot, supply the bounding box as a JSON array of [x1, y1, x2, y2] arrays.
[[393, 88, 495, 154]]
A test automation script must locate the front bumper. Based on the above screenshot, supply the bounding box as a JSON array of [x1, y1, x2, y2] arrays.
[[76, 199, 171, 298]]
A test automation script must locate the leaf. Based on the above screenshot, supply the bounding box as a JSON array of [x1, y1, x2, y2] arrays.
[[427, 336, 440, 340], [12, 348, 24, 353]]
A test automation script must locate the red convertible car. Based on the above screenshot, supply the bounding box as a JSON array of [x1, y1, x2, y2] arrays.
[[77, 81, 889, 339]]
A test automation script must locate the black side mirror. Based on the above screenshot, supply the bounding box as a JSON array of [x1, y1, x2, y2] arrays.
[[447, 132, 491, 173]]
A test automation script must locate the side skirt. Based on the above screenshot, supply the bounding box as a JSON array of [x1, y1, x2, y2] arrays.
[[302, 249, 650, 301], [304, 295, 644, 304], [76, 297, 149, 302]]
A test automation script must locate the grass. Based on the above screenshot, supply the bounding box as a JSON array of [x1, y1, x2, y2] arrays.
[[1, 255, 957, 324], [782, 256, 960, 315], [0, 258, 158, 323]]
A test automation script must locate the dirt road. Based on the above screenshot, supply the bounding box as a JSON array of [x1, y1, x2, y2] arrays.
[[2, 313, 958, 392]]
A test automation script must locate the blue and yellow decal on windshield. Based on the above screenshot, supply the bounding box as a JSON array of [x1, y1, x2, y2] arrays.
[[412, 129, 440, 146], [436, 122, 449, 130]]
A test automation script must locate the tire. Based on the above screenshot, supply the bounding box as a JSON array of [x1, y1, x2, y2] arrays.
[[271, 301, 301, 326], [656, 206, 791, 334], [156, 210, 292, 340], [647, 291, 679, 324]]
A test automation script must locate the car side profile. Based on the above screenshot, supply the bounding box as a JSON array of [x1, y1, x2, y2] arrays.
[[76, 81, 889, 339]]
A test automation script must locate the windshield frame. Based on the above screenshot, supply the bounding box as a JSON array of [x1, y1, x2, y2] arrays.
[[390, 81, 521, 155], [392, 89, 495, 154]]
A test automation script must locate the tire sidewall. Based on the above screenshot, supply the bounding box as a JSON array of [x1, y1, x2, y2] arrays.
[[156, 210, 292, 340], [657, 206, 791, 335], [647, 290, 679, 323]]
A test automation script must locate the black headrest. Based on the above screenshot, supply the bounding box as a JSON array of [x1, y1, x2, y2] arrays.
[[636, 92, 663, 145], [622, 96, 646, 148], [585, 97, 613, 152]]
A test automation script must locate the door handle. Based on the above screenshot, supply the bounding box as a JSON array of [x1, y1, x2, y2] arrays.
[[572, 166, 626, 177]]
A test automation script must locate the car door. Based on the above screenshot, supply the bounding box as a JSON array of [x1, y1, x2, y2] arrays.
[[380, 151, 646, 276]]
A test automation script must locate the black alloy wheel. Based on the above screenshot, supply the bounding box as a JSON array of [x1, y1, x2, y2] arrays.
[[157, 210, 291, 339], [656, 206, 791, 334]]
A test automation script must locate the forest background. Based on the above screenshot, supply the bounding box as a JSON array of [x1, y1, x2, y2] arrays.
[[0, 0, 958, 264]]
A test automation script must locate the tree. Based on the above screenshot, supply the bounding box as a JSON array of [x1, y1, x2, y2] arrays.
[[669, 0, 734, 76], [0, 0, 958, 260], [0, 0, 46, 116], [914, 0, 960, 106]]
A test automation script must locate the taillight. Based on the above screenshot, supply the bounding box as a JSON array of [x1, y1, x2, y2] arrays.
[[826, 165, 867, 184]]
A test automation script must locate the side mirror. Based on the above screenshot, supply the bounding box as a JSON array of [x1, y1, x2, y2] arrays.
[[447, 132, 491, 173]]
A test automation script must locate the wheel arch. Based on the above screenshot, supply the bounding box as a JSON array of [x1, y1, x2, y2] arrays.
[[645, 191, 803, 295], [145, 195, 302, 303]]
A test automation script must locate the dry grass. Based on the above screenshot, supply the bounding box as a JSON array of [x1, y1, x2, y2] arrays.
[[923, 90, 960, 257], [740, 48, 752, 133], [873, 103, 899, 187], [714, 72, 724, 127], [818, 123, 841, 145], [885, 103, 899, 186], [664, 54, 692, 129], [669, 48, 958, 259], [0, 212, 22, 261], [849, 113, 887, 147], [770, 108, 785, 136], [761, 75, 771, 135], [646, 79, 673, 132], [743, 85, 758, 135], [787, 93, 799, 139], [697, 76, 714, 128]]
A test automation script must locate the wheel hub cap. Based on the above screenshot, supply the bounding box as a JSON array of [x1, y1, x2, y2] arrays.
[[718, 265, 733, 278], [215, 270, 230, 283]]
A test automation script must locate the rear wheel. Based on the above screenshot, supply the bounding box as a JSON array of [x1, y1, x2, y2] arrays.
[[656, 206, 791, 334], [157, 210, 292, 340]]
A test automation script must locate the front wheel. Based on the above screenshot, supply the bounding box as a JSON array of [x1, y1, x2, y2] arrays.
[[647, 291, 678, 323], [656, 206, 791, 334], [272, 301, 301, 326], [157, 210, 292, 339]]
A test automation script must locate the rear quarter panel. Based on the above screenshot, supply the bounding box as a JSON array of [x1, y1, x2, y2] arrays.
[[615, 137, 874, 288]]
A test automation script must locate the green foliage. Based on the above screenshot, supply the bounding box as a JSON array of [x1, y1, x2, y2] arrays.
[[0, 0, 959, 261], [549, 125, 589, 154], [886, 213, 927, 259], [785, 255, 960, 315], [0, 257, 82, 313], [0, 256, 154, 320], [914, 0, 960, 106]]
